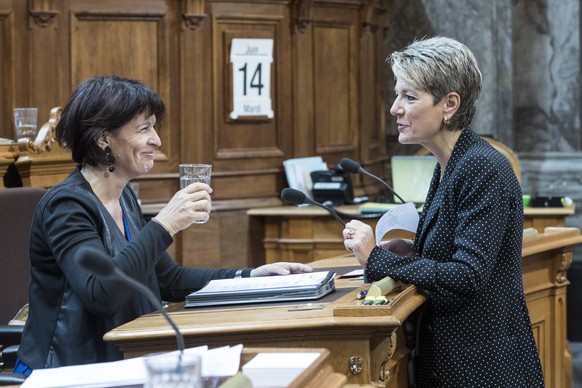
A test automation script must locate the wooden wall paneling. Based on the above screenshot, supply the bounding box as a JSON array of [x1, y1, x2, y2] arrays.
[[177, 1, 293, 268], [68, 0, 181, 200], [292, 0, 315, 157], [0, 0, 14, 140], [12, 0, 31, 123], [209, 2, 292, 201], [1, 0, 397, 268], [310, 3, 359, 166], [177, 0, 211, 266], [353, 1, 390, 198], [29, 0, 62, 122], [181, 0, 212, 166]]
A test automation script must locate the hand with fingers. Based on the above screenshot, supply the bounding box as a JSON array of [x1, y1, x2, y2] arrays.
[[342, 220, 377, 267], [152, 182, 213, 236]]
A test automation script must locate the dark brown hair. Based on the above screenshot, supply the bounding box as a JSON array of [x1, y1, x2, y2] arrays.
[[56, 75, 165, 166]]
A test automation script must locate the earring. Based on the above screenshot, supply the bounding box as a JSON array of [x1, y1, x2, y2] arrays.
[[443, 116, 450, 125], [104, 146, 116, 173]]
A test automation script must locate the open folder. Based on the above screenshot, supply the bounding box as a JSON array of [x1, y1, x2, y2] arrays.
[[185, 271, 335, 308]]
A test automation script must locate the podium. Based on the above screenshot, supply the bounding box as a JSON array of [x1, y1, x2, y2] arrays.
[[104, 275, 425, 386], [105, 228, 582, 387]]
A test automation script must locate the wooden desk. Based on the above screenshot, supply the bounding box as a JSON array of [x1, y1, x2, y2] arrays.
[[0, 142, 19, 187], [104, 228, 582, 388], [231, 347, 346, 388], [0, 108, 75, 188], [105, 275, 425, 386], [247, 205, 575, 264], [523, 206, 575, 232]]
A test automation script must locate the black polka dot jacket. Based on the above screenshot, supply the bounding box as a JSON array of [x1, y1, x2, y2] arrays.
[[366, 129, 544, 387]]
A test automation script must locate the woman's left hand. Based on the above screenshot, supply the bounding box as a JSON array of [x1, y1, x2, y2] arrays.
[[250, 262, 313, 277]]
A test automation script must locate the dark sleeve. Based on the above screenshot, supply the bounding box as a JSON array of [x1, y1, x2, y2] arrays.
[[366, 154, 516, 307], [117, 190, 254, 302], [41, 188, 174, 316]]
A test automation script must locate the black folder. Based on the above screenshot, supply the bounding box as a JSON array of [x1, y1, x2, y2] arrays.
[[185, 271, 335, 308]]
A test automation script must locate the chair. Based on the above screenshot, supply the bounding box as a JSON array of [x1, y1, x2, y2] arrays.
[[415, 136, 522, 183], [0, 187, 47, 383]]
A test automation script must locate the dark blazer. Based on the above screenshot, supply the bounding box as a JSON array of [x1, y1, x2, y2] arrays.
[[366, 130, 544, 387], [18, 167, 250, 369]]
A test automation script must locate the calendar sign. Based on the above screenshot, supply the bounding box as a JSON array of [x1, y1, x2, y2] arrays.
[[230, 38, 274, 119]]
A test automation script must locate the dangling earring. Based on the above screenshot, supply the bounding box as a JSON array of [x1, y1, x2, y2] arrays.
[[443, 116, 450, 125], [104, 146, 116, 173]]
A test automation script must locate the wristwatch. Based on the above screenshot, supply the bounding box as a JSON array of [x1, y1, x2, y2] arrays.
[[234, 269, 244, 279]]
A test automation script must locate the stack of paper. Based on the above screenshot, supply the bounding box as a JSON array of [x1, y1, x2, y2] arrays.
[[185, 271, 335, 308], [21, 345, 243, 387], [242, 352, 321, 387], [282, 156, 328, 197]]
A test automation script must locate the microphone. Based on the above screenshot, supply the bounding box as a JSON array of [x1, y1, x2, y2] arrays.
[[77, 247, 185, 352], [339, 158, 406, 204], [281, 188, 346, 227]]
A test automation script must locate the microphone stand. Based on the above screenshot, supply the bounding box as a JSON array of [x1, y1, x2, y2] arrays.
[[339, 158, 407, 204], [281, 188, 346, 227], [77, 250, 185, 354], [111, 267, 185, 352]]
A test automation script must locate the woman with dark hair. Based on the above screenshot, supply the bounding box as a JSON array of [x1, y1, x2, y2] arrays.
[[15, 75, 311, 371], [343, 37, 544, 387]]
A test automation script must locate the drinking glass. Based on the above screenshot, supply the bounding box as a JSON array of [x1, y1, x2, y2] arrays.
[[179, 164, 212, 189], [179, 164, 212, 224], [13, 107, 38, 140], [144, 352, 202, 388]]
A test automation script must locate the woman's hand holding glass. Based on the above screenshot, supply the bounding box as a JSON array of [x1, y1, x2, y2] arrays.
[[153, 182, 212, 236]]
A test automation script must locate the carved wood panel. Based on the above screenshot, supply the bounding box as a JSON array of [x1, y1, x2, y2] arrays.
[[0, 0, 15, 140], [177, 1, 294, 205], [2, 0, 392, 267], [68, 3, 177, 169], [293, 3, 361, 162]]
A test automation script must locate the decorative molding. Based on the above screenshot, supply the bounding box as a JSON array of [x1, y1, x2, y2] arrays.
[[294, 0, 313, 33], [378, 331, 397, 382], [17, 107, 62, 155], [0, 10, 12, 20], [29, 0, 59, 28], [361, 0, 379, 35], [556, 251, 572, 284], [182, 13, 206, 30], [182, 0, 206, 30], [29, 9, 58, 27], [348, 356, 363, 375]]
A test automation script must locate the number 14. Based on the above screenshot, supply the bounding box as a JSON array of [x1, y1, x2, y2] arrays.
[[238, 63, 264, 96]]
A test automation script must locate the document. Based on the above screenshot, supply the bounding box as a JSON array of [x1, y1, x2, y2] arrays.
[[185, 271, 335, 308], [21, 345, 243, 388], [283, 156, 328, 197], [242, 352, 321, 387], [374, 202, 419, 244]]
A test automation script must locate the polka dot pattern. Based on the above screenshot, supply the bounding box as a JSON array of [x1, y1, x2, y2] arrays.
[[366, 130, 544, 387]]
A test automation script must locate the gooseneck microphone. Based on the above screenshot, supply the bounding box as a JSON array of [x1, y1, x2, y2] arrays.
[[77, 247, 185, 353], [281, 188, 346, 227], [339, 158, 406, 204]]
